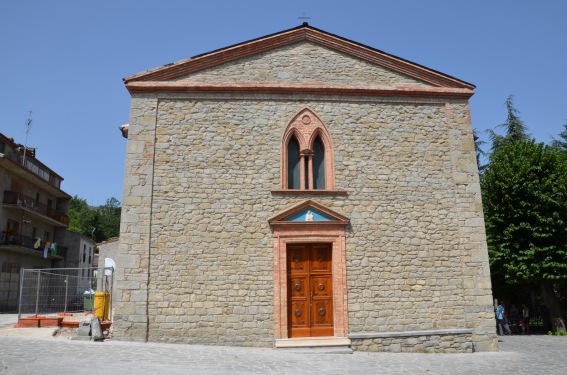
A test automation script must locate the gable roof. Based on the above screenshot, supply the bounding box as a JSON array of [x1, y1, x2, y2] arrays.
[[124, 23, 474, 98]]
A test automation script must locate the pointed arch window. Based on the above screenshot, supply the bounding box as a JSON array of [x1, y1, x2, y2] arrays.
[[287, 136, 300, 189], [280, 109, 338, 192], [312, 136, 326, 189]]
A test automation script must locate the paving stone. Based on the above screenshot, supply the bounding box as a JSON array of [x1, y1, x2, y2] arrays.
[[0, 332, 565, 375]]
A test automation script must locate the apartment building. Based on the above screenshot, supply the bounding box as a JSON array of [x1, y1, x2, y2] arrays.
[[0, 132, 71, 312]]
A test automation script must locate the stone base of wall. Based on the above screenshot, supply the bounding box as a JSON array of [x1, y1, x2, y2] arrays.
[[146, 330, 274, 348], [349, 329, 474, 353]]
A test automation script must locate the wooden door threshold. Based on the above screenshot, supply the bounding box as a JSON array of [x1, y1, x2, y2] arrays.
[[275, 336, 351, 348]]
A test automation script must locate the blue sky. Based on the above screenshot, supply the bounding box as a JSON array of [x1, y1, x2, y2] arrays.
[[1, 1, 566, 206]]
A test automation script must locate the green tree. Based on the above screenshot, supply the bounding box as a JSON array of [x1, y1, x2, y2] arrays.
[[481, 140, 567, 331], [551, 121, 567, 152], [96, 197, 121, 241], [473, 128, 486, 173], [67, 196, 121, 242], [486, 95, 530, 153], [68, 196, 96, 236]]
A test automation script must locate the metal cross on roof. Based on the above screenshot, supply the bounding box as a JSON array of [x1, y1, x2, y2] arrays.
[[298, 12, 310, 23]]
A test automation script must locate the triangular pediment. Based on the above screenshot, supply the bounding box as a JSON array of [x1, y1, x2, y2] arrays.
[[124, 24, 475, 95], [169, 41, 434, 87], [269, 200, 349, 226]]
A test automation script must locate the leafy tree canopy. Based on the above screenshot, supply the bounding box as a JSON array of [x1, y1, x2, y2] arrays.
[[68, 196, 121, 243], [481, 140, 567, 330], [482, 140, 567, 282], [551, 121, 567, 152]]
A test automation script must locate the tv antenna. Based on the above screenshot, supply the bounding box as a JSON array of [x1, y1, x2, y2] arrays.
[[22, 109, 33, 167]]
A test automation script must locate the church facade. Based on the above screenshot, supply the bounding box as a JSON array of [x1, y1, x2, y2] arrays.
[[114, 24, 497, 352]]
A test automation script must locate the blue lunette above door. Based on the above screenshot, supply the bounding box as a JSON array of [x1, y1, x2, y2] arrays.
[[285, 208, 332, 222]]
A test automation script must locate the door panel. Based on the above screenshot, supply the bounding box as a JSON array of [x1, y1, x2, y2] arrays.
[[290, 277, 307, 298], [312, 299, 333, 326], [290, 300, 307, 326], [287, 244, 333, 337], [311, 244, 332, 272], [311, 276, 332, 297], [288, 245, 308, 272]]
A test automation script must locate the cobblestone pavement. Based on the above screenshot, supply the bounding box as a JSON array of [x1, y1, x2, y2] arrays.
[[0, 327, 565, 375]]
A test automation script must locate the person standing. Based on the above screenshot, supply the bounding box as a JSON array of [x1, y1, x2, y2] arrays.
[[496, 303, 512, 335]]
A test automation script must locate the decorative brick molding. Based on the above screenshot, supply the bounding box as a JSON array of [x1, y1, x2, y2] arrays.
[[126, 81, 474, 99], [269, 200, 349, 339], [270, 189, 348, 195], [281, 108, 336, 190], [124, 24, 474, 90]]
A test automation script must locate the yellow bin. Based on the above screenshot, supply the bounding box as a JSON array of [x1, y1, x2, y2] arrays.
[[94, 292, 110, 320]]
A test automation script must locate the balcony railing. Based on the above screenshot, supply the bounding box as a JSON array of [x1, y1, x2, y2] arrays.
[[0, 231, 67, 258], [3, 191, 69, 225], [2, 152, 62, 189]]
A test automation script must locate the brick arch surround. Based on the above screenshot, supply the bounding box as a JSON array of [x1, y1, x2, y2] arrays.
[[281, 108, 336, 190]]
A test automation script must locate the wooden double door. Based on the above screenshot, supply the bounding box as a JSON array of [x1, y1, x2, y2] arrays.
[[287, 243, 334, 337]]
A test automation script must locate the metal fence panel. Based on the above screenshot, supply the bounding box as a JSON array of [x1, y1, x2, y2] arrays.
[[18, 267, 113, 320]]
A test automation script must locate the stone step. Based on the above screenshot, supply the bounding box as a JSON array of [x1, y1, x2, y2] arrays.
[[276, 345, 353, 354], [275, 337, 352, 353]]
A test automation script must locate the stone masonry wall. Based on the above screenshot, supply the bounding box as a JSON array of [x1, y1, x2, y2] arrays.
[[113, 95, 158, 341], [445, 102, 496, 351], [174, 42, 433, 87], [114, 92, 497, 349], [351, 333, 473, 353]]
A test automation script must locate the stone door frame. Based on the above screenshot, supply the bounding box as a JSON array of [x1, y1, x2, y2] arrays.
[[269, 200, 349, 340]]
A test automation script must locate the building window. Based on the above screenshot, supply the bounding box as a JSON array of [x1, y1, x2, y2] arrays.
[[281, 108, 335, 190], [6, 220, 19, 235], [287, 136, 301, 189], [312, 136, 326, 189]]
